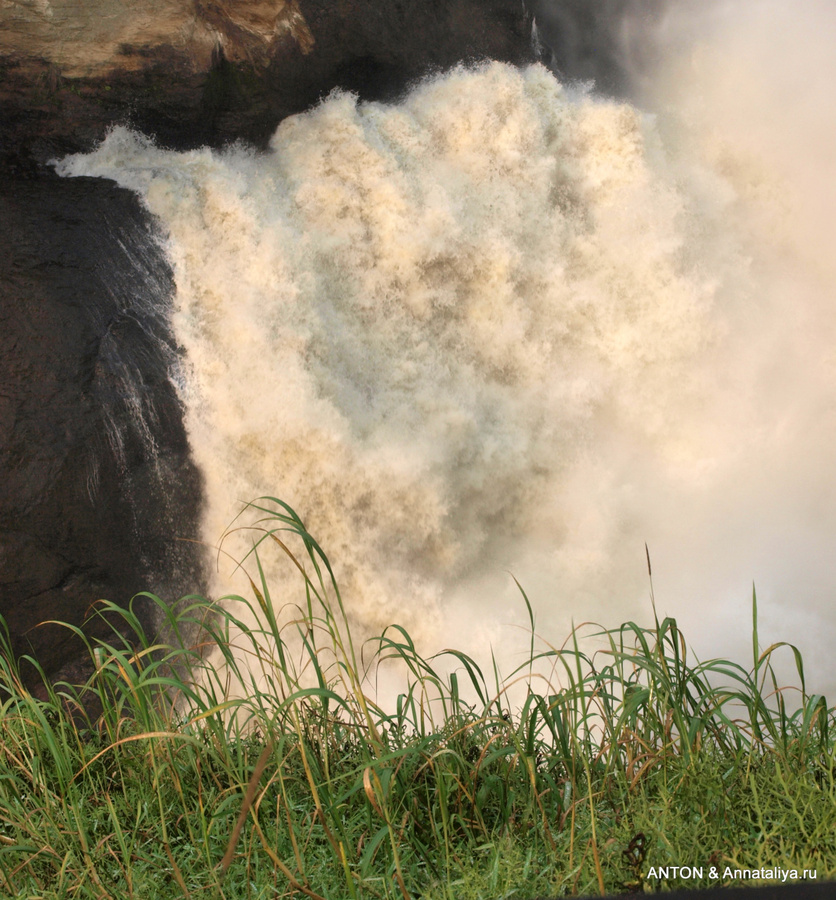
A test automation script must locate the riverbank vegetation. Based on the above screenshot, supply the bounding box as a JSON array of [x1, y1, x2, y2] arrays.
[[1, 499, 834, 898]]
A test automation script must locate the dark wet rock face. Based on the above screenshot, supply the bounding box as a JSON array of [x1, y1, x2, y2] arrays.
[[0, 172, 206, 684], [529, 0, 669, 100]]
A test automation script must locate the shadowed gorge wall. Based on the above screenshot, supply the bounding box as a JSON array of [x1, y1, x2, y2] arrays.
[[0, 172, 206, 681]]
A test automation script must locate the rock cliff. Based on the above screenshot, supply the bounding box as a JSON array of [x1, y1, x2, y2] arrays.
[[0, 171, 207, 685], [1, 0, 534, 167]]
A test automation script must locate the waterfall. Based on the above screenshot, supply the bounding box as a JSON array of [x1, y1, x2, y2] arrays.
[[56, 4, 836, 693]]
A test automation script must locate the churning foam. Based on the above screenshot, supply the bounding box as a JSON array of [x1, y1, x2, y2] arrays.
[[58, 39, 836, 695]]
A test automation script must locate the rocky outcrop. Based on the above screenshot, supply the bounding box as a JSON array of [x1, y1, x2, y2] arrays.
[[1, 0, 534, 167], [0, 170, 207, 685]]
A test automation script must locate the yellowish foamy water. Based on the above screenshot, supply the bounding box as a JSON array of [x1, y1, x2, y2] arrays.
[[58, 8, 836, 697]]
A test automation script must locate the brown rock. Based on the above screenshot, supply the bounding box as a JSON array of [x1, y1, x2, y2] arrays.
[[0, 0, 534, 163]]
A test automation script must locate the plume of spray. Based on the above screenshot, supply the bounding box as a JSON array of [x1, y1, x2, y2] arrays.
[[56, 1, 836, 700], [545, 0, 836, 687]]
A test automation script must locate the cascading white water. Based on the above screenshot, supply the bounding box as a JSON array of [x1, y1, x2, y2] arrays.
[[57, 5, 836, 695]]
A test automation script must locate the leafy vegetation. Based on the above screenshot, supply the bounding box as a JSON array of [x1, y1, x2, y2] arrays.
[[0, 498, 834, 898]]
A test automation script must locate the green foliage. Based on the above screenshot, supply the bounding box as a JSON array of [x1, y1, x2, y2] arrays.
[[0, 497, 834, 898]]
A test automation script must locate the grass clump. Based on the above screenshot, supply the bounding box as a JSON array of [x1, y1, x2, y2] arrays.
[[0, 497, 834, 898]]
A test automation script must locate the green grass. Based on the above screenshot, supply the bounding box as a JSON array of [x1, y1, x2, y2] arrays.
[[0, 497, 834, 898]]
